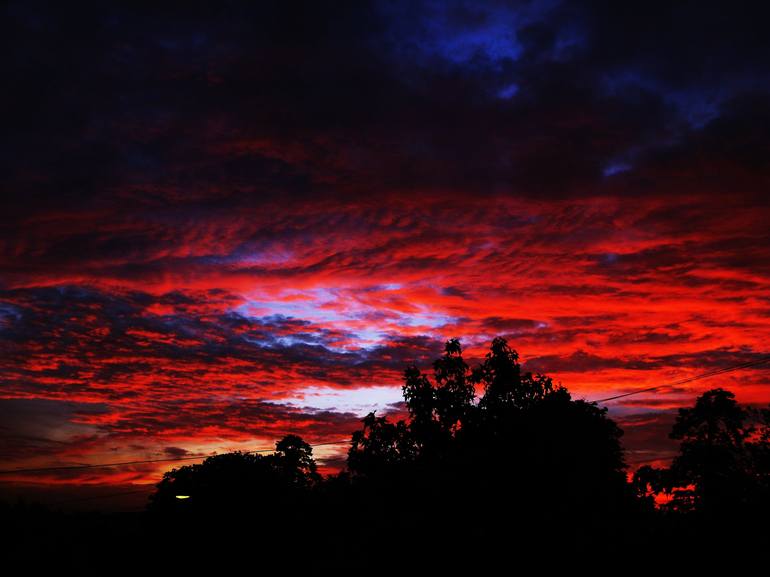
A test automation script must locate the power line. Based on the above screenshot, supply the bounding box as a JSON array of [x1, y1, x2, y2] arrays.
[[591, 354, 770, 403], [0, 439, 350, 476], [4, 355, 769, 477]]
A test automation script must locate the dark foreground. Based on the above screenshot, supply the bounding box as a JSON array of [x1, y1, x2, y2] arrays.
[[3, 501, 769, 571]]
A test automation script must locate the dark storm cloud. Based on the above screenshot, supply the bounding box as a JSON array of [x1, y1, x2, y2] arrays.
[[5, 0, 770, 225], [3, 0, 770, 293], [527, 347, 770, 375]]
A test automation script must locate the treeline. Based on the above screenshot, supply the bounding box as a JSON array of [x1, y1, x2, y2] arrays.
[[6, 338, 770, 569], [146, 338, 770, 565], [633, 388, 770, 516]]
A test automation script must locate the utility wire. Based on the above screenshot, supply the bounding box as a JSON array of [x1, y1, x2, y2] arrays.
[[591, 354, 770, 403], [0, 440, 350, 476], [4, 355, 769, 476]]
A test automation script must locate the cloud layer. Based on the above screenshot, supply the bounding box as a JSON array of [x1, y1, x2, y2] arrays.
[[2, 1, 770, 489]]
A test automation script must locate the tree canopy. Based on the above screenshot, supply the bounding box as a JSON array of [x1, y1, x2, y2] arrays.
[[347, 337, 630, 520], [146, 337, 770, 557], [149, 435, 320, 514], [633, 387, 770, 517]]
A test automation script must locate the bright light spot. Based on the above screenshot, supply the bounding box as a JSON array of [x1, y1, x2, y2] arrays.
[[175, 495, 190, 499]]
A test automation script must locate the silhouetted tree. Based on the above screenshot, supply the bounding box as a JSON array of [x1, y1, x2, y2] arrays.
[[400, 338, 476, 452], [147, 337, 770, 563], [346, 337, 630, 526], [401, 365, 438, 447], [668, 388, 753, 515], [633, 388, 770, 517], [474, 336, 556, 414], [149, 434, 319, 514], [432, 338, 475, 434], [275, 433, 321, 487], [347, 412, 416, 478], [751, 406, 770, 510]]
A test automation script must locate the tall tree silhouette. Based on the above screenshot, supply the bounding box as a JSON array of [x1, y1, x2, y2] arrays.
[[346, 337, 630, 522], [347, 412, 416, 478], [432, 338, 475, 435], [669, 388, 751, 514], [632, 388, 770, 517], [400, 338, 476, 453]]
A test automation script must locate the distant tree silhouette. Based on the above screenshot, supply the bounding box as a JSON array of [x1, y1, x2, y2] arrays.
[[669, 388, 752, 514], [149, 434, 319, 514], [134, 338, 770, 566], [632, 388, 770, 517], [753, 406, 770, 511], [275, 434, 321, 487]]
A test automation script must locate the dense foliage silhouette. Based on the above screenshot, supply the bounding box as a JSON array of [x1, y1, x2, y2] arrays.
[[346, 337, 632, 526], [633, 387, 770, 519], [149, 434, 320, 514], [136, 338, 770, 565], [6, 338, 770, 569]]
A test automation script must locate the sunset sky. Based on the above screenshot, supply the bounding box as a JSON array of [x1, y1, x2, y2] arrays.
[[2, 1, 770, 505]]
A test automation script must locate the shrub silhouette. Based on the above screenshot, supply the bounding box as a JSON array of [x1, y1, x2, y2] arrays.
[[149, 435, 320, 515]]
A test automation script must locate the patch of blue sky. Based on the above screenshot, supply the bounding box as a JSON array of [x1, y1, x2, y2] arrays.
[[237, 287, 456, 351], [243, 333, 319, 349]]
